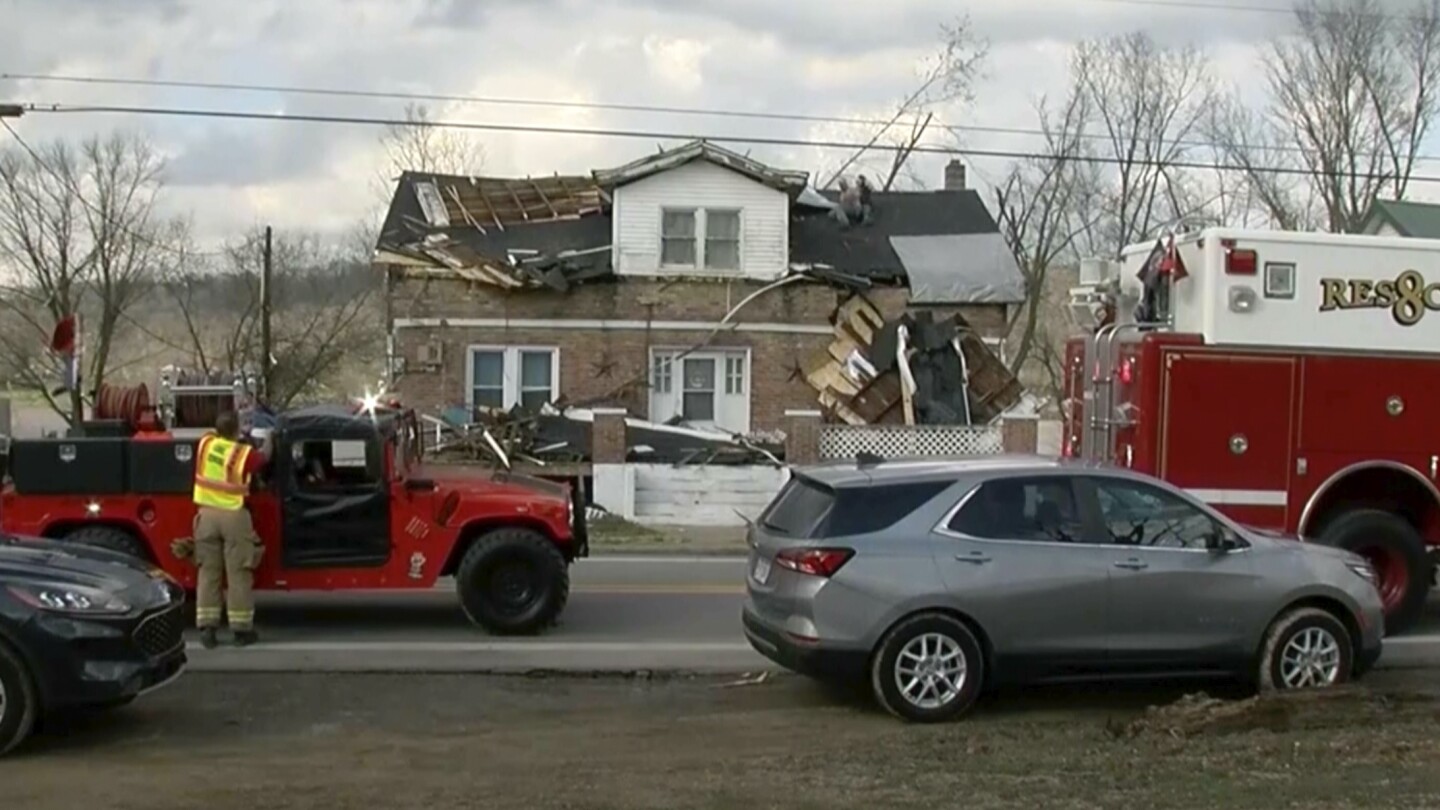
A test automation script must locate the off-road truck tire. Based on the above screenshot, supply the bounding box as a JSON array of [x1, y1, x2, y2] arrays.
[[456, 527, 570, 636], [64, 525, 152, 565]]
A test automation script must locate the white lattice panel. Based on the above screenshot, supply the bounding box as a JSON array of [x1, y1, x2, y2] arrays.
[[819, 425, 1003, 460]]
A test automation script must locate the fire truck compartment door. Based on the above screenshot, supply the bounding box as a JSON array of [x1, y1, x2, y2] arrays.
[[1298, 353, 1440, 455], [1159, 352, 1295, 520]]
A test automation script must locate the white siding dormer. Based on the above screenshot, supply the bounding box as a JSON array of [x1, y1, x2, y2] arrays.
[[611, 160, 788, 280]]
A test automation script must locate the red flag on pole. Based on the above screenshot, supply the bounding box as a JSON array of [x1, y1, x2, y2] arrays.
[[1157, 234, 1189, 281], [50, 314, 76, 355]]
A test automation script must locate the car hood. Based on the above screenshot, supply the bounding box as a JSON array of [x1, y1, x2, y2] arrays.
[[1247, 528, 1363, 564], [0, 534, 156, 591], [412, 464, 570, 501]]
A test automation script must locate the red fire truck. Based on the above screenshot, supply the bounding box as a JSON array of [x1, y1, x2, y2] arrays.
[[1063, 226, 1440, 634], [0, 370, 588, 635]]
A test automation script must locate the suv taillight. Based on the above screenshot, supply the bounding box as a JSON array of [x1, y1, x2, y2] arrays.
[[775, 547, 854, 577]]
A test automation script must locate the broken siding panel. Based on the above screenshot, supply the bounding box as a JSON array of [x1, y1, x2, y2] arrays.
[[613, 161, 788, 279]]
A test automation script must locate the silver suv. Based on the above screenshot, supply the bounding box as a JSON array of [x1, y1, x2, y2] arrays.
[[741, 456, 1385, 722]]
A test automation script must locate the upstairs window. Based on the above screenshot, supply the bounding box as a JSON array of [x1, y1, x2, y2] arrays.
[[704, 209, 741, 270], [660, 208, 742, 271], [661, 209, 697, 266]]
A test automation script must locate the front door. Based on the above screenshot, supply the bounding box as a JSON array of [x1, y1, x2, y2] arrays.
[[933, 475, 1115, 679], [280, 435, 391, 568], [1083, 475, 1259, 670]]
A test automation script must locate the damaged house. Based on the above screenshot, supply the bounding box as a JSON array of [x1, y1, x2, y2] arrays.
[[373, 140, 1026, 450]]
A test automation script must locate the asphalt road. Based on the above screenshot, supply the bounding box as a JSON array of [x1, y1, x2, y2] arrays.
[[186, 555, 1440, 673]]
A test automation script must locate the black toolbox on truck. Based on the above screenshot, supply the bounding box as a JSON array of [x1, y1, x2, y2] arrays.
[[7, 437, 128, 495]]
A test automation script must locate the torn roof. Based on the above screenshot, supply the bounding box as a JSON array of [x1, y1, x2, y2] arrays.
[[591, 140, 810, 194], [789, 190, 1002, 283], [374, 149, 1010, 303], [378, 171, 608, 247]]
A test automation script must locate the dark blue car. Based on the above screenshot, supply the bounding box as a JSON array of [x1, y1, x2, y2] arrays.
[[0, 534, 186, 756]]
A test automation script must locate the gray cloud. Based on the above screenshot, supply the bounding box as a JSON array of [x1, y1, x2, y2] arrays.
[[9, 0, 1407, 243]]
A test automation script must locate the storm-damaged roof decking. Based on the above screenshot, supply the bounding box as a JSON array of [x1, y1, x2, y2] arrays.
[[374, 139, 1017, 298]]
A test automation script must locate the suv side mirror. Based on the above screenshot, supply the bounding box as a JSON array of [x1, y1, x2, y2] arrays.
[[1207, 525, 1241, 553]]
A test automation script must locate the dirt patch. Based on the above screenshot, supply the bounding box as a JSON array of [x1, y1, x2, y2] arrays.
[[1118, 686, 1439, 739], [3, 673, 1439, 810]]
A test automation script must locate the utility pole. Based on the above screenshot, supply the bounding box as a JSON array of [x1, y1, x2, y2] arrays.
[[261, 225, 273, 404]]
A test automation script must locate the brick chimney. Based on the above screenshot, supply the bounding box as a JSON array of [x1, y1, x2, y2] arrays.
[[944, 159, 967, 190]]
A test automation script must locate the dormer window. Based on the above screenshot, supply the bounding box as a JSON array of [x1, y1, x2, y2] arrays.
[[661, 207, 742, 271]]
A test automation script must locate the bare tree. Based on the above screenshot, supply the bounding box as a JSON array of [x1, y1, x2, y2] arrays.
[[380, 102, 487, 178], [0, 132, 173, 424], [1071, 32, 1215, 254], [1211, 0, 1440, 232], [822, 16, 989, 190], [991, 32, 1212, 406], [996, 88, 1099, 374], [154, 228, 382, 409]]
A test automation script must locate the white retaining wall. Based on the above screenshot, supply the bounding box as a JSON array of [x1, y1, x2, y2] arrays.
[[593, 463, 790, 527], [590, 419, 1064, 528]]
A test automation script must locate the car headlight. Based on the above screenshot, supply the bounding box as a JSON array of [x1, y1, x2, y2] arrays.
[[5, 583, 132, 615], [1346, 561, 1379, 589]]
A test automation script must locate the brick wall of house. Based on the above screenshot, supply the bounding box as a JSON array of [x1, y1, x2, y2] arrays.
[[388, 274, 1008, 431]]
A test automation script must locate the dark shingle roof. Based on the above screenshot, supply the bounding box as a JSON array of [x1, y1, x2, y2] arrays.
[[789, 190, 1000, 279]]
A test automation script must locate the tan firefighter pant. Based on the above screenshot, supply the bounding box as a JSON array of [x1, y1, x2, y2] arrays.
[[193, 506, 264, 631]]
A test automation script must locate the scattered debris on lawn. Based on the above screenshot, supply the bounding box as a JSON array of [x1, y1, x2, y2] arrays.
[[422, 405, 785, 467], [805, 294, 1023, 426], [1115, 687, 1438, 740]]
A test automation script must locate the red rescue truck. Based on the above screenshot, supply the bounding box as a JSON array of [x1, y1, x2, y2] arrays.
[[1063, 226, 1440, 634], [0, 370, 588, 635]]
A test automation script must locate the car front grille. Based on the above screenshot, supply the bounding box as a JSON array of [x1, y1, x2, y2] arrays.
[[133, 606, 184, 657]]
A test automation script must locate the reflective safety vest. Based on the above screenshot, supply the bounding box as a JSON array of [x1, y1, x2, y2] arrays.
[[192, 433, 253, 511]]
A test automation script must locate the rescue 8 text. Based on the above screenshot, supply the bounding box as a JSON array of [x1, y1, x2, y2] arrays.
[[1318, 271, 1440, 326]]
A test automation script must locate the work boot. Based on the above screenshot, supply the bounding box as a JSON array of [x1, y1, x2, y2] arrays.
[[200, 627, 218, 650], [232, 629, 259, 648]]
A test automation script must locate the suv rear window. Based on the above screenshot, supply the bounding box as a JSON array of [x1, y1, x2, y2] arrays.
[[761, 477, 949, 538], [760, 477, 835, 537]]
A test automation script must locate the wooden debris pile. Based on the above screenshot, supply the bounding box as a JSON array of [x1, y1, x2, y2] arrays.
[[426, 407, 589, 467], [803, 295, 1023, 425], [424, 406, 785, 467]]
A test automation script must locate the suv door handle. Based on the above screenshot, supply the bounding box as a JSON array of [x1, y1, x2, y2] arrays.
[[1114, 558, 1148, 570], [954, 551, 992, 565]]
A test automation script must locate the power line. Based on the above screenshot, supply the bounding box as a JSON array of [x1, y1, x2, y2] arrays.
[[20, 100, 1440, 184], [3, 72, 925, 131], [0, 118, 224, 257], [10, 70, 1440, 165]]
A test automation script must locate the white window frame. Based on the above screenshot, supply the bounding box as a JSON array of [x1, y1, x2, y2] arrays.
[[648, 346, 752, 431], [659, 207, 744, 273], [702, 208, 742, 272], [466, 345, 560, 411], [660, 207, 699, 269]]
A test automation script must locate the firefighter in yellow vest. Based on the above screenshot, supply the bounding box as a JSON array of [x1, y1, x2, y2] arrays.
[[192, 410, 271, 648]]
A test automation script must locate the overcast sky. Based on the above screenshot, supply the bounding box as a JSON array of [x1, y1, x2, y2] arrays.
[[1, 0, 1427, 248]]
